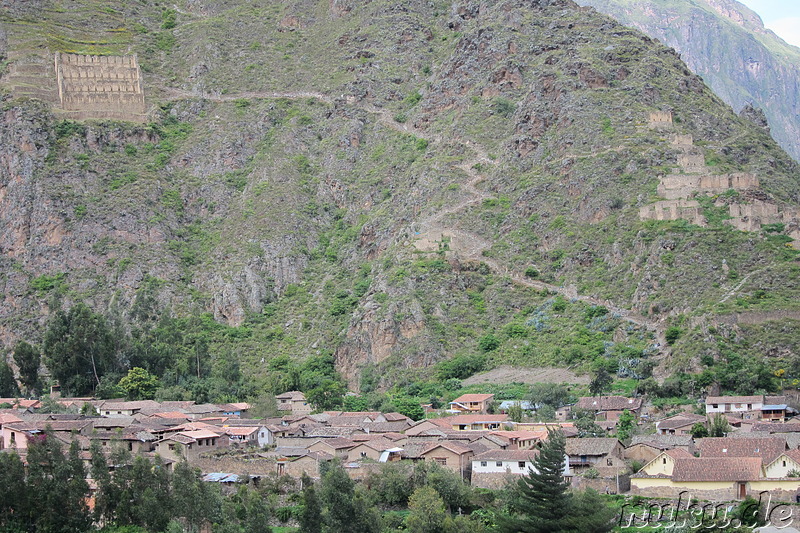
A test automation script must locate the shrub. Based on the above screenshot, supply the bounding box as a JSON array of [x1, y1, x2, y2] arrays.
[[478, 333, 500, 352], [665, 326, 682, 345], [524, 267, 539, 278]]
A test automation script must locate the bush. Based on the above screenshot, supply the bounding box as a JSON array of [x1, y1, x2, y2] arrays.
[[665, 326, 682, 345], [478, 334, 500, 352], [524, 267, 539, 278]]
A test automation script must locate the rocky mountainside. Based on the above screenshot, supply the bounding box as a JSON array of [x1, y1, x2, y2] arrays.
[[575, 0, 800, 163], [0, 0, 798, 395]]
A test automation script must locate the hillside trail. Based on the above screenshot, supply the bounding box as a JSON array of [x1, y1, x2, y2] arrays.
[[164, 87, 667, 343]]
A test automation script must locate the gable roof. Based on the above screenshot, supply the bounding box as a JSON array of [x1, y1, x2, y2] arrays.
[[672, 457, 762, 482], [421, 441, 474, 456], [655, 413, 706, 430], [630, 434, 694, 449], [565, 438, 621, 456], [451, 394, 494, 403], [574, 396, 642, 411], [275, 391, 306, 400], [705, 395, 763, 405], [698, 436, 786, 464]]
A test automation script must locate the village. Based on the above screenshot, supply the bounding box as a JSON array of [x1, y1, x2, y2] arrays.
[[3, 390, 800, 504]]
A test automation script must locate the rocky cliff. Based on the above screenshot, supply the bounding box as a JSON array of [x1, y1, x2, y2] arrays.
[[575, 0, 800, 163], [0, 0, 798, 391]]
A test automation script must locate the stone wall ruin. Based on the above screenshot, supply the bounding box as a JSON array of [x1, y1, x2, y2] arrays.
[[54, 52, 146, 122]]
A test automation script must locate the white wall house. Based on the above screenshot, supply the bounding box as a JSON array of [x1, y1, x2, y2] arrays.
[[705, 396, 763, 414], [472, 449, 571, 476]]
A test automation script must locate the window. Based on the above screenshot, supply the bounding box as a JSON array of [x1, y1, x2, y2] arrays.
[[496, 461, 502, 467], [607, 458, 613, 466], [480, 461, 487, 467], [783, 461, 787, 467], [9, 432, 15, 445], [663, 457, 667, 465], [712, 404, 718, 409], [518, 461, 526, 469], [434, 457, 447, 466]]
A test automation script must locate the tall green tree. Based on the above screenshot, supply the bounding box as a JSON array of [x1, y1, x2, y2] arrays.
[[0, 451, 31, 530], [405, 486, 448, 533], [118, 367, 160, 400], [527, 383, 572, 409], [615, 409, 635, 442], [42, 303, 119, 395], [499, 430, 571, 533], [589, 368, 613, 397], [26, 435, 91, 533], [0, 359, 19, 397], [499, 430, 615, 533], [709, 413, 731, 437], [298, 474, 323, 533], [13, 341, 40, 395], [319, 462, 356, 533]]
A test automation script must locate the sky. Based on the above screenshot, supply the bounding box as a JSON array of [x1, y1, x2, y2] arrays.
[[737, 0, 800, 47]]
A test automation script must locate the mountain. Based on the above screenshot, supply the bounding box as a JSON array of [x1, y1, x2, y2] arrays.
[[0, 0, 798, 397], [574, 0, 800, 163]]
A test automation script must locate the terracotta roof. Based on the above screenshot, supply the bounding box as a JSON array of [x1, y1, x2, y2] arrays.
[[312, 437, 356, 450], [752, 423, 800, 433], [565, 438, 621, 456], [0, 413, 24, 425], [490, 430, 547, 441], [91, 417, 137, 428], [353, 438, 397, 452], [363, 421, 411, 433], [223, 426, 258, 437], [664, 448, 694, 459], [630, 434, 694, 448], [698, 436, 786, 464], [672, 457, 762, 482], [302, 426, 359, 437], [451, 394, 494, 403], [655, 413, 706, 430], [152, 411, 191, 419], [179, 429, 222, 440], [0, 398, 41, 409], [574, 396, 642, 411], [101, 400, 161, 411], [473, 449, 540, 462], [705, 395, 763, 405], [421, 441, 474, 456], [382, 412, 411, 422], [275, 391, 306, 400]]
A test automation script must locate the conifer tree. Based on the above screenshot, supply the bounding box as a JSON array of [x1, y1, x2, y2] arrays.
[[298, 473, 323, 533], [499, 429, 571, 533]]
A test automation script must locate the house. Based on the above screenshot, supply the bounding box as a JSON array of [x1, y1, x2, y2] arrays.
[[705, 395, 763, 415], [153, 429, 227, 462], [573, 396, 643, 421], [445, 414, 509, 431], [346, 439, 402, 462], [449, 394, 494, 414], [625, 435, 696, 464], [222, 426, 260, 447], [419, 441, 474, 478], [99, 400, 162, 417], [1, 420, 92, 450], [633, 448, 695, 476], [275, 449, 332, 479], [564, 438, 626, 474], [471, 449, 572, 489], [489, 430, 546, 450], [655, 413, 706, 435], [276, 391, 312, 415], [307, 438, 356, 459], [760, 403, 789, 422]]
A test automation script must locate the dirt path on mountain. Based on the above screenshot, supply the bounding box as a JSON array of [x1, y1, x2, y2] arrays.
[[463, 366, 591, 386]]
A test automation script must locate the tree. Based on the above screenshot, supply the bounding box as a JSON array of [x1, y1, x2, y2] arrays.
[[527, 383, 571, 410], [0, 360, 19, 397], [499, 430, 615, 533], [13, 341, 41, 395], [690, 422, 709, 439], [508, 402, 525, 423], [319, 462, 356, 533], [26, 435, 92, 533], [708, 413, 730, 437], [118, 367, 160, 400], [391, 396, 425, 421], [589, 368, 613, 397], [42, 302, 119, 395], [498, 430, 571, 532], [405, 486, 448, 533], [0, 451, 31, 530], [298, 474, 323, 533], [306, 378, 346, 410], [615, 409, 634, 442], [573, 408, 605, 438]]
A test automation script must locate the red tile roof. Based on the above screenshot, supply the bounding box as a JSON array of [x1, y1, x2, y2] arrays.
[[451, 394, 494, 403], [574, 396, 642, 411], [672, 457, 762, 482], [698, 436, 786, 464]]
